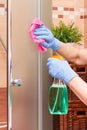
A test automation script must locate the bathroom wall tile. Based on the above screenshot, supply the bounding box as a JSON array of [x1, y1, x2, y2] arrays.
[[0, 53, 7, 87], [84, 0, 87, 8], [84, 33, 87, 47], [0, 0, 7, 87], [74, 0, 84, 8], [84, 21, 87, 33]]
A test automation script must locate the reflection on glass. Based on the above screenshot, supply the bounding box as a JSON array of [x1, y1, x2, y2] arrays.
[[0, 0, 7, 129]]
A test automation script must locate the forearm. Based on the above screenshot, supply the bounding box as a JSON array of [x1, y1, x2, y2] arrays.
[[68, 76, 87, 105], [56, 42, 80, 64]]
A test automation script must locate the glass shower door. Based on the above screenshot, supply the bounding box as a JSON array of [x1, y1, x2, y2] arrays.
[[7, 0, 52, 130]]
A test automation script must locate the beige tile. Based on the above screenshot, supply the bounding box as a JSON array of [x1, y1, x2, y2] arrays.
[[84, 32, 87, 47], [0, 1, 7, 88], [0, 53, 7, 87]]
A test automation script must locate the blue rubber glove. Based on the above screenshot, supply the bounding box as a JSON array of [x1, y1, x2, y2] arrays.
[[34, 25, 61, 50], [47, 58, 78, 84]]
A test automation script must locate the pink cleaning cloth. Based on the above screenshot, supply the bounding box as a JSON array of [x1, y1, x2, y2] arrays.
[[29, 18, 47, 53]]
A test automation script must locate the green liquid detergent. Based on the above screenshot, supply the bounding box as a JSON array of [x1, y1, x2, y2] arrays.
[[48, 80, 68, 115]]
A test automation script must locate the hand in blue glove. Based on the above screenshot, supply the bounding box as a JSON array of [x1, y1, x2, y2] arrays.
[[47, 58, 78, 84], [34, 25, 61, 50]]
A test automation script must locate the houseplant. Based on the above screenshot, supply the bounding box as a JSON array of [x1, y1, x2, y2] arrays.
[[52, 21, 83, 44]]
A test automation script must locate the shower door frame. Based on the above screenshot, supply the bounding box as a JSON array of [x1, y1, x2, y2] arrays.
[[7, 0, 12, 129]]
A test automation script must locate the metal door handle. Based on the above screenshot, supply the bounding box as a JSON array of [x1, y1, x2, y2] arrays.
[[11, 79, 22, 87]]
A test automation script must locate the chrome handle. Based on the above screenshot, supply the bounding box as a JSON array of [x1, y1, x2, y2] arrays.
[[11, 79, 22, 87]]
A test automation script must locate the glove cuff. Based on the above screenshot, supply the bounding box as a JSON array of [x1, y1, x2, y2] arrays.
[[51, 38, 61, 50], [64, 69, 79, 84]]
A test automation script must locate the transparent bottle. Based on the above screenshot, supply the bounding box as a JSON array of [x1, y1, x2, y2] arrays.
[[48, 78, 68, 115]]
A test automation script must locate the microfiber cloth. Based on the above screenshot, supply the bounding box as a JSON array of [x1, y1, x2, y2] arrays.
[[29, 18, 47, 53]]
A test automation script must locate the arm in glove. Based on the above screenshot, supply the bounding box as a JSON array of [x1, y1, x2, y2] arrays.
[[47, 58, 78, 84], [34, 25, 61, 50]]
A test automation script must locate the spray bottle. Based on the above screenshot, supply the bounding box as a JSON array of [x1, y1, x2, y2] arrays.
[[48, 55, 68, 115]]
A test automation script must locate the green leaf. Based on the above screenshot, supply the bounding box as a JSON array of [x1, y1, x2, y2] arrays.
[[52, 21, 83, 43]]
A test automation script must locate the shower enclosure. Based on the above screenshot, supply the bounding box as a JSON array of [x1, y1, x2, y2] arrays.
[[7, 0, 53, 130]]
